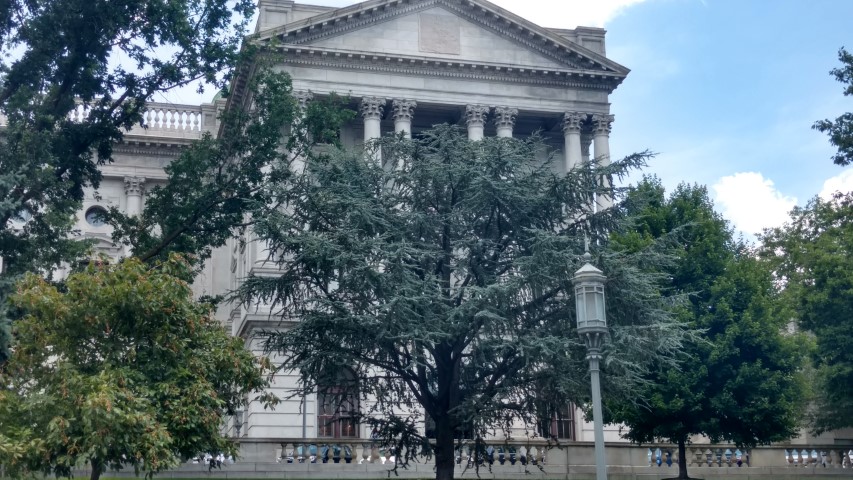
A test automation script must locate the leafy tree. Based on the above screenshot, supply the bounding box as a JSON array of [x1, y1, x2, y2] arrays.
[[610, 178, 806, 480], [760, 192, 853, 434], [813, 47, 853, 166], [241, 126, 689, 480], [108, 70, 355, 265], [0, 0, 257, 361], [0, 255, 275, 480]]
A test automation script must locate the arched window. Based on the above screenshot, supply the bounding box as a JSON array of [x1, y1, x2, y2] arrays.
[[317, 368, 359, 438]]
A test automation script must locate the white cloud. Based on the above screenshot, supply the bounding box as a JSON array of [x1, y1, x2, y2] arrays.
[[712, 172, 797, 238], [819, 168, 853, 199]]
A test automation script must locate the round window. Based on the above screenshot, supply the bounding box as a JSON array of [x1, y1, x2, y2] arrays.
[[84, 206, 108, 227]]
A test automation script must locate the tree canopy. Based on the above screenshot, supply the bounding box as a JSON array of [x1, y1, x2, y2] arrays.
[[240, 126, 689, 480], [0, 255, 274, 480], [813, 47, 853, 166], [760, 192, 853, 434], [0, 0, 258, 360], [609, 178, 806, 480]]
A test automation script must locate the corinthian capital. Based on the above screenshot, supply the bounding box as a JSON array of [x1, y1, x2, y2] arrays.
[[360, 96, 385, 120], [591, 114, 615, 135], [562, 112, 586, 134], [124, 176, 146, 196], [293, 90, 313, 110], [494, 106, 518, 129], [465, 104, 490, 127], [391, 99, 417, 122]]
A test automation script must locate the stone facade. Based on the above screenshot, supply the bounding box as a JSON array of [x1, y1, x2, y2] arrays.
[[221, 0, 628, 445], [34, 0, 851, 468]]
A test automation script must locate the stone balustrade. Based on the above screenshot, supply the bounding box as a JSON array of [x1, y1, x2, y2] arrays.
[[274, 438, 548, 468], [0, 102, 205, 140]]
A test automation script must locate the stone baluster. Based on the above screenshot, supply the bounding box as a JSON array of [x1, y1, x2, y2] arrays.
[[591, 114, 614, 210], [391, 99, 416, 138], [465, 104, 489, 141], [562, 112, 585, 172], [360, 96, 385, 163], [124, 176, 146, 216], [494, 106, 518, 138]]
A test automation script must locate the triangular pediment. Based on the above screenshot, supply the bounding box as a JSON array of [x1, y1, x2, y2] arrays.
[[254, 0, 629, 76]]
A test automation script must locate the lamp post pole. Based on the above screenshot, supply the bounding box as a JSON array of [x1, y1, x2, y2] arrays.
[[573, 254, 608, 480]]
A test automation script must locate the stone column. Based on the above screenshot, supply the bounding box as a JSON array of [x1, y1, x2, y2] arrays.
[[591, 114, 615, 210], [360, 96, 385, 163], [391, 99, 416, 138], [562, 112, 585, 172], [360, 96, 385, 142], [494, 106, 518, 138], [465, 104, 489, 141], [124, 176, 145, 216]]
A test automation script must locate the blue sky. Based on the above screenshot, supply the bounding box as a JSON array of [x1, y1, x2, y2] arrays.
[[170, 0, 853, 239], [602, 0, 853, 239]]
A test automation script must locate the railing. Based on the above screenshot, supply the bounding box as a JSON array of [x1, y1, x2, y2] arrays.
[[783, 447, 853, 468], [1, 102, 205, 140], [646, 445, 750, 469], [274, 439, 547, 467], [645, 443, 853, 471]]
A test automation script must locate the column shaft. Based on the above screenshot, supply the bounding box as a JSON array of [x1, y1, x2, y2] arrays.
[[562, 112, 585, 172], [465, 105, 489, 141], [360, 97, 385, 162], [591, 114, 614, 210], [391, 99, 416, 139], [124, 176, 145, 216]]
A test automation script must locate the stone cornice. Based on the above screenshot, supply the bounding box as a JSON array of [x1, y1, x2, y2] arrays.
[[254, 0, 629, 80], [275, 46, 624, 90]]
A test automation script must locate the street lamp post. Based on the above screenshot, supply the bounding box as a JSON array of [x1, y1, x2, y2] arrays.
[[573, 253, 608, 480], [234, 409, 244, 438]]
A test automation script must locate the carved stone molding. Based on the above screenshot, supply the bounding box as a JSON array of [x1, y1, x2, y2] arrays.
[[465, 104, 490, 127], [562, 112, 587, 134], [591, 114, 615, 135], [391, 99, 417, 122], [360, 96, 385, 120], [278, 49, 620, 90], [293, 90, 313, 110], [494, 106, 519, 129], [124, 176, 146, 196]]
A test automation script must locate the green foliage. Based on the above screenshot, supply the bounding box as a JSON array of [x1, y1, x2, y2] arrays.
[[760, 192, 853, 433], [0, 255, 274, 479], [0, 0, 258, 361], [610, 178, 806, 479], [813, 48, 853, 166], [107, 70, 355, 265], [241, 126, 688, 480]]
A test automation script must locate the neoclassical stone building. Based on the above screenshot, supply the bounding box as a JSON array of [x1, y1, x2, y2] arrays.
[[59, 0, 851, 473], [224, 0, 628, 445]]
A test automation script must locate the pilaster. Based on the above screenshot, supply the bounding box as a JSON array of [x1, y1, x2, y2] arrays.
[[123, 176, 146, 216]]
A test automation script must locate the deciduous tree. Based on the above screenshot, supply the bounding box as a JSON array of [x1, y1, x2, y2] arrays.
[[0, 255, 274, 480], [610, 178, 806, 480], [0, 0, 257, 360], [813, 47, 853, 166], [760, 192, 853, 434]]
